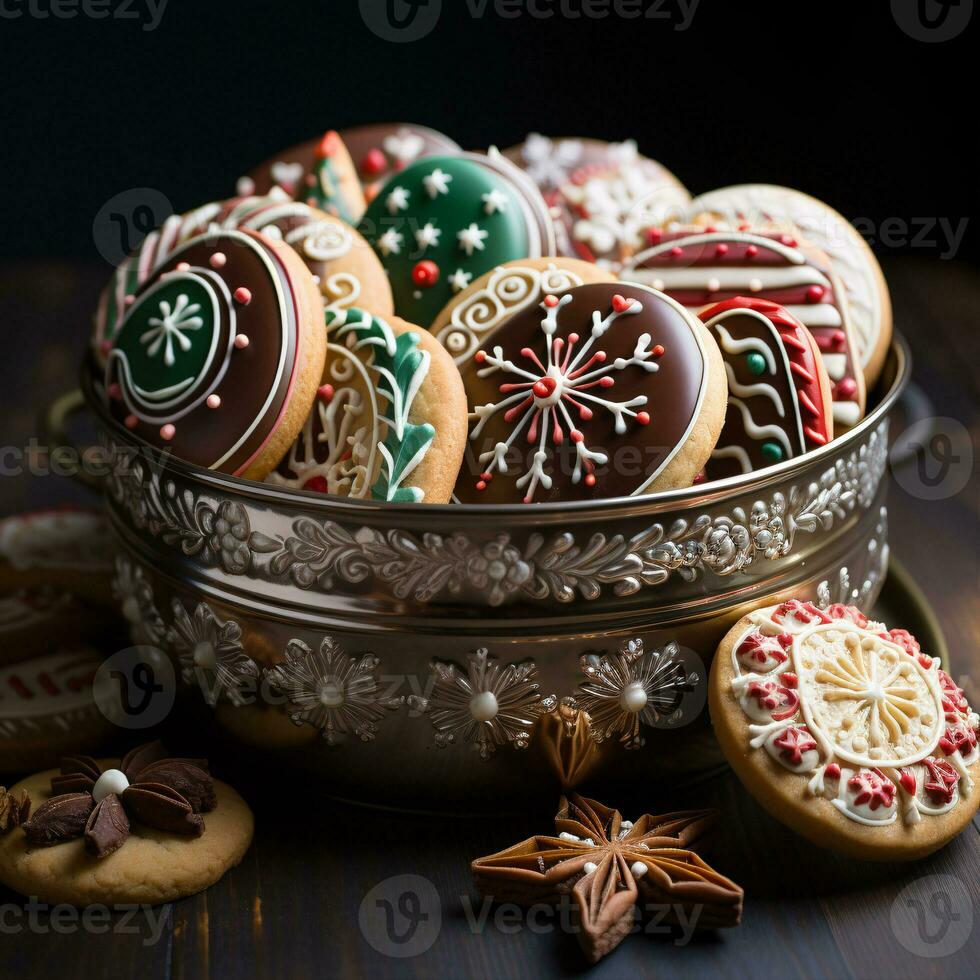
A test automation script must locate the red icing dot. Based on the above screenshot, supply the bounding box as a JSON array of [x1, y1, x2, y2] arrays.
[[108, 383, 122, 401], [836, 377, 858, 399], [806, 284, 826, 303], [209, 252, 227, 269], [611, 294, 631, 313], [234, 287, 252, 305], [746, 245, 759, 258], [411, 260, 440, 288], [692, 468, 706, 485], [570, 430, 584, 443], [123, 294, 135, 306], [160, 423, 176, 441], [644, 228, 663, 246], [636, 411, 650, 425], [206, 394, 221, 409], [361, 148, 387, 176], [703, 225, 717, 233], [714, 243, 729, 257], [652, 344, 665, 357], [738, 222, 751, 232], [175, 262, 190, 273], [234, 333, 250, 349], [479, 472, 493, 482], [543, 294, 560, 308], [474, 350, 487, 363], [832, 329, 846, 350], [315, 130, 341, 159], [317, 384, 335, 403], [304, 475, 330, 494], [669, 246, 683, 258], [584, 474, 596, 487], [124, 414, 138, 429], [780, 234, 797, 247], [99, 340, 113, 355]]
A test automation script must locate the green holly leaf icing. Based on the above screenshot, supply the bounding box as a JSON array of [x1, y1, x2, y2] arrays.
[[109, 274, 220, 411], [302, 152, 358, 225], [358, 155, 531, 328], [327, 307, 435, 503]]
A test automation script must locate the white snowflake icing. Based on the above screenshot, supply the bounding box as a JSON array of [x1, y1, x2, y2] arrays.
[[423, 167, 453, 199], [481, 188, 509, 215], [414, 222, 441, 250], [140, 293, 203, 366], [457, 223, 488, 256], [520, 133, 584, 189], [385, 186, 410, 215], [448, 268, 473, 293], [377, 228, 404, 256], [470, 292, 660, 502]]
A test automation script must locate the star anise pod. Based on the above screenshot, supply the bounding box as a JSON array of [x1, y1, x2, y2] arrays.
[[0, 787, 31, 832], [22, 741, 215, 858], [473, 794, 743, 963]]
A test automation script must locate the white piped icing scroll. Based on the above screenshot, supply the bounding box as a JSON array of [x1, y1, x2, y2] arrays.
[[730, 600, 979, 828]]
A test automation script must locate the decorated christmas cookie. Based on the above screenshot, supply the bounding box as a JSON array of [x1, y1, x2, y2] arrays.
[[0, 645, 110, 775], [103, 230, 327, 480], [215, 191, 393, 317], [710, 600, 980, 860], [92, 201, 223, 363], [0, 509, 114, 605], [699, 297, 833, 479], [239, 130, 365, 224], [431, 257, 617, 365], [358, 152, 556, 329], [503, 135, 689, 271], [689, 185, 893, 388], [0, 742, 253, 904], [269, 307, 467, 503], [622, 226, 867, 429], [341, 122, 461, 203], [454, 282, 726, 504]]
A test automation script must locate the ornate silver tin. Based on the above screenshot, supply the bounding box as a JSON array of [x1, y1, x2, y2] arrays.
[[82, 336, 909, 807]]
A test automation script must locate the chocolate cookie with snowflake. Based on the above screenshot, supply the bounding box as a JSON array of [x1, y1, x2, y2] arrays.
[[358, 152, 555, 329], [454, 282, 727, 504], [710, 600, 980, 860]]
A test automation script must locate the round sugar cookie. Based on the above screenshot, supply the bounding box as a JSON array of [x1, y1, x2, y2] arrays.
[[431, 257, 617, 365], [102, 229, 327, 480], [0, 762, 253, 905], [454, 281, 726, 504], [269, 307, 467, 503], [709, 600, 980, 861], [688, 185, 893, 388], [359, 152, 556, 329], [699, 297, 834, 480], [503, 135, 689, 271]]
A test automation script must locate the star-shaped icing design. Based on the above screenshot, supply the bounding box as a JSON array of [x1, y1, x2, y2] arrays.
[[423, 167, 453, 199], [377, 228, 404, 256], [414, 222, 442, 250], [385, 186, 410, 215], [473, 795, 743, 963], [448, 268, 473, 293], [457, 223, 488, 256], [481, 188, 509, 215]]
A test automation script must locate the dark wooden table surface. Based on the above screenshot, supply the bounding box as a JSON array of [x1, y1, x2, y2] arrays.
[[0, 256, 977, 979]]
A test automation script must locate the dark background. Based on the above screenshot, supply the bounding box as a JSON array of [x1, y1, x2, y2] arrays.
[[0, 0, 976, 261]]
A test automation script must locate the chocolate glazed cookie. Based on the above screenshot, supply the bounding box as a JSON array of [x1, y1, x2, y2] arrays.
[[455, 282, 726, 504], [104, 230, 326, 480]]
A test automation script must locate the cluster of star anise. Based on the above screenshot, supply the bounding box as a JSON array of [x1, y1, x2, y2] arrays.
[[21, 741, 215, 858]]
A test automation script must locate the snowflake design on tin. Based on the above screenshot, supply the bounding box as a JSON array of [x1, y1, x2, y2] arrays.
[[140, 293, 204, 366], [169, 599, 259, 707], [111, 555, 166, 646], [470, 292, 661, 502], [575, 638, 699, 748], [411, 647, 556, 760], [264, 636, 403, 745], [520, 133, 585, 189]]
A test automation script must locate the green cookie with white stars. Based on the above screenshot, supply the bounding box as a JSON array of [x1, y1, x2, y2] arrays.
[[359, 152, 555, 328]]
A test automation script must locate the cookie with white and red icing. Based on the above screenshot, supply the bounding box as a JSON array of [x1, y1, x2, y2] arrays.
[[688, 185, 893, 389], [621, 226, 867, 430], [358, 152, 556, 329], [699, 297, 834, 479], [214, 191, 393, 317], [0, 509, 114, 605], [103, 229, 327, 480], [709, 600, 980, 861], [430, 257, 617, 365], [454, 282, 726, 504], [268, 307, 467, 503], [0, 645, 111, 775], [237, 130, 366, 225], [503, 135, 689, 271]]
